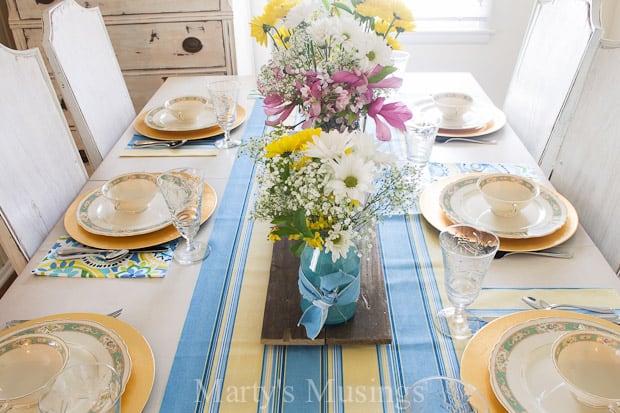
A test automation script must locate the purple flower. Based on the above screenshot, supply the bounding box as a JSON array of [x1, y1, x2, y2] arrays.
[[368, 98, 413, 141]]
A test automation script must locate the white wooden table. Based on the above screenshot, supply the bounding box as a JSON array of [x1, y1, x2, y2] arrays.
[[0, 73, 617, 412]]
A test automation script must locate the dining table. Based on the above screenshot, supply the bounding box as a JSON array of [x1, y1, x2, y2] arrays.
[[1, 72, 619, 413]]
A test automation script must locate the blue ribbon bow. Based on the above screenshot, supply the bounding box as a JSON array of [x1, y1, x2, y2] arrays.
[[297, 267, 360, 339]]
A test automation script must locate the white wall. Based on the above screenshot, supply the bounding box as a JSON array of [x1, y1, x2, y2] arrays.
[[233, 0, 535, 107], [402, 0, 535, 106]]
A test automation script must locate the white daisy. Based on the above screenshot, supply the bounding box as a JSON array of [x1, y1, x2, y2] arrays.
[[304, 130, 353, 161], [326, 154, 376, 202], [350, 131, 397, 165], [351, 32, 392, 71], [283, 0, 323, 29], [325, 227, 355, 261], [307, 16, 338, 45]]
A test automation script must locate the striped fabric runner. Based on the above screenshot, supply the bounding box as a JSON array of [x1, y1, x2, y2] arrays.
[[160, 102, 620, 412]]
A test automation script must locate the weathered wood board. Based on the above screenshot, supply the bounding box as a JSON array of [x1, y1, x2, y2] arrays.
[[261, 239, 392, 346]]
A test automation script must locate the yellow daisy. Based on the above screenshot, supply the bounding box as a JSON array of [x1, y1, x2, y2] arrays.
[[304, 232, 324, 249], [249, 14, 276, 47], [264, 0, 300, 22], [385, 35, 402, 50], [356, 0, 414, 23], [264, 128, 321, 158]]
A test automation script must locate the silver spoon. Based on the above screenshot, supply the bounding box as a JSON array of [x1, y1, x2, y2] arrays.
[[522, 296, 616, 314], [131, 139, 187, 148], [436, 137, 497, 144]]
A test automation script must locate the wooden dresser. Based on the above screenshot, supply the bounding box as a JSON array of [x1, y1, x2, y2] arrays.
[[6, 0, 236, 161]]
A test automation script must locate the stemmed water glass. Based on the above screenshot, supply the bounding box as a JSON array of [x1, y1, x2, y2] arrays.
[[436, 224, 499, 339], [207, 79, 240, 149], [406, 376, 490, 412], [157, 168, 210, 264]]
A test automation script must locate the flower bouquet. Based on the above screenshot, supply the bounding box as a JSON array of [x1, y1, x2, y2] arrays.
[[250, 0, 415, 141], [246, 127, 417, 337]]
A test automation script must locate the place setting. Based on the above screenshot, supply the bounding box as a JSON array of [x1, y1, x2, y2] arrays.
[[125, 80, 247, 156], [0, 310, 155, 412], [419, 170, 579, 252], [34, 168, 217, 278], [410, 91, 506, 142]]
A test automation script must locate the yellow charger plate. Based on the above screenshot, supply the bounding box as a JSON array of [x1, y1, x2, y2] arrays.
[[0, 313, 154, 413], [134, 105, 247, 141], [461, 309, 620, 413], [64, 182, 217, 250], [419, 173, 578, 251]]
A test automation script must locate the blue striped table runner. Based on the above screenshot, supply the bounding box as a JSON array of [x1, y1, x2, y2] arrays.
[[161, 105, 470, 412]]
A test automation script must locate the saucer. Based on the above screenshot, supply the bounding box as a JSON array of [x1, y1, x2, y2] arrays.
[[145, 105, 217, 131], [77, 185, 171, 237], [489, 317, 618, 413], [440, 175, 567, 239], [411, 99, 491, 131]]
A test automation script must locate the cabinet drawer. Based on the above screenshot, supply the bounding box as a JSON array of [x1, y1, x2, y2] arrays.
[[12, 0, 220, 20], [23, 19, 228, 71]]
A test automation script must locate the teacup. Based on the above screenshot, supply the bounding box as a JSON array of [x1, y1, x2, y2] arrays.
[[432, 92, 474, 121], [551, 330, 620, 410], [164, 96, 208, 123], [0, 334, 68, 410], [477, 173, 540, 217], [102, 172, 158, 213]]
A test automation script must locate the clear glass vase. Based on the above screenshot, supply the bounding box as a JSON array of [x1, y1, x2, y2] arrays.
[[299, 245, 361, 325]]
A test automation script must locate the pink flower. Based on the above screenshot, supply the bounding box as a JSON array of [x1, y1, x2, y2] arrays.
[[368, 98, 413, 141]]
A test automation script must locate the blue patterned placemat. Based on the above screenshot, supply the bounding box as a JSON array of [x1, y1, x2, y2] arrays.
[[33, 236, 176, 278]]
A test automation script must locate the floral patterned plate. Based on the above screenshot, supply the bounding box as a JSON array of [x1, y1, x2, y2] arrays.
[[439, 175, 567, 239], [489, 317, 617, 413], [145, 103, 217, 132], [1, 319, 131, 393], [77, 177, 171, 237]]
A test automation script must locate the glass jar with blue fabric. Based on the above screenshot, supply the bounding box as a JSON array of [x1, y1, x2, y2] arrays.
[[297, 245, 361, 339]]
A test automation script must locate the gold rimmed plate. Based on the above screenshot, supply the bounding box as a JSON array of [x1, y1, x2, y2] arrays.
[[65, 182, 217, 250], [134, 105, 247, 141], [0, 313, 154, 413], [461, 310, 620, 413], [419, 174, 578, 251]]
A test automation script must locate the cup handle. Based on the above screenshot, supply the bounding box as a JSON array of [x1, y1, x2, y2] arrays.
[[511, 203, 518, 216]]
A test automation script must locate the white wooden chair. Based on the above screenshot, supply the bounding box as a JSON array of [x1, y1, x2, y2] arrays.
[[503, 0, 603, 172], [0, 44, 88, 274], [42, 0, 136, 170]]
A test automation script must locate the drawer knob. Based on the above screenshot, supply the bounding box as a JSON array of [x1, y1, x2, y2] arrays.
[[36, 0, 55, 4], [182, 37, 203, 53]]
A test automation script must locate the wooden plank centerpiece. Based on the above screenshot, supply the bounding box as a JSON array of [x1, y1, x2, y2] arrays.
[[261, 238, 392, 346]]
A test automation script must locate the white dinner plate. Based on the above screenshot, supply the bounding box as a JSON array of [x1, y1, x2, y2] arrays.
[[77, 184, 171, 237], [439, 175, 567, 238], [489, 317, 618, 413], [145, 105, 218, 131], [411, 98, 492, 130], [3, 319, 131, 394]]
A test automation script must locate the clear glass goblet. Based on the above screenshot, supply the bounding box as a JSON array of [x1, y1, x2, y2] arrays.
[[157, 168, 210, 264], [207, 79, 240, 149], [406, 376, 490, 412], [38, 362, 122, 413], [436, 224, 499, 339]]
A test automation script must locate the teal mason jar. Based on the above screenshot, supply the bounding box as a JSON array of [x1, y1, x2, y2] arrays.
[[299, 244, 361, 325]]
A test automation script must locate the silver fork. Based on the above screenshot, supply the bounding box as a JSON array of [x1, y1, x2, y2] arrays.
[[3, 308, 123, 329], [131, 139, 187, 148], [437, 137, 497, 144]]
